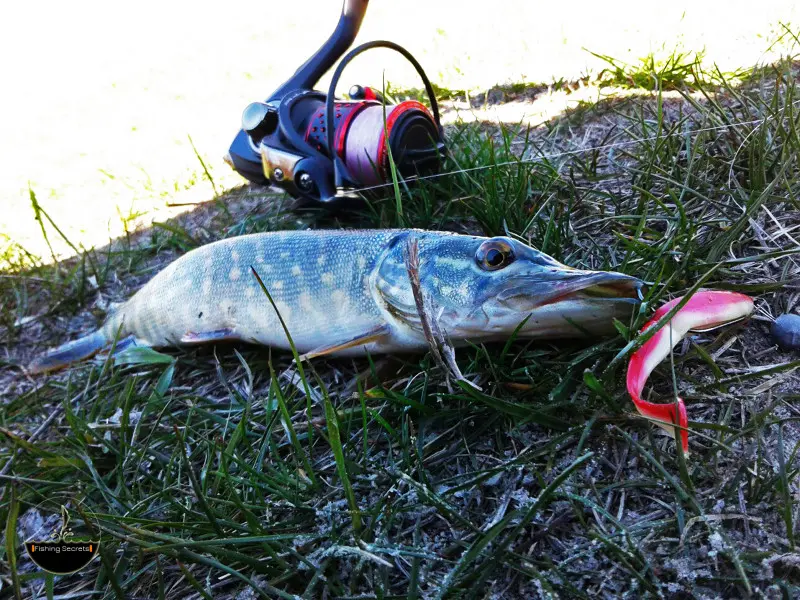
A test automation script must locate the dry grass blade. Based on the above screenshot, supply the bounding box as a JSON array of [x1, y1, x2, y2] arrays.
[[403, 236, 481, 391]]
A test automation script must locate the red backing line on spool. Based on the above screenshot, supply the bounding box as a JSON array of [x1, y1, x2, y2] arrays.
[[376, 100, 432, 180]]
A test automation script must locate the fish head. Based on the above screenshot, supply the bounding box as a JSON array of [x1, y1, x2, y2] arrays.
[[375, 232, 644, 341]]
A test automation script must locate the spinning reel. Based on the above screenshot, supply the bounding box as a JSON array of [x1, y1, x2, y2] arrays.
[[226, 0, 446, 205]]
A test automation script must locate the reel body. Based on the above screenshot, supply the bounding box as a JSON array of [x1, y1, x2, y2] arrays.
[[226, 0, 446, 205]]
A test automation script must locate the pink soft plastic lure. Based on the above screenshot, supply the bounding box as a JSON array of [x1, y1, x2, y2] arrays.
[[626, 290, 754, 452]]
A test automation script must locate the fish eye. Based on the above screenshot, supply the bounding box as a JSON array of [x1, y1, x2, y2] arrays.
[[476, 239, 515, 271]]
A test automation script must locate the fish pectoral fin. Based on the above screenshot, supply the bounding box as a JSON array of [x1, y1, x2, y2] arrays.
[[298, 325, 391, 361], [180, 328, 239, 344]]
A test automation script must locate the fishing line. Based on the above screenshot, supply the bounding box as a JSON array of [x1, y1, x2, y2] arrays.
[[351, 97, 800, 195]]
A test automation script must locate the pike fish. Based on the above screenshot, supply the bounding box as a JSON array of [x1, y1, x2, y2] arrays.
[[29, 229, 644, 373]]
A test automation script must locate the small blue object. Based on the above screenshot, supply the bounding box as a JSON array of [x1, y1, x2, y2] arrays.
[[771, 314, 800, 350]]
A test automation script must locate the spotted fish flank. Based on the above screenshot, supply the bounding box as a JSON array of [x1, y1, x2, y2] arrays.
[[29, 229, 645, 373]]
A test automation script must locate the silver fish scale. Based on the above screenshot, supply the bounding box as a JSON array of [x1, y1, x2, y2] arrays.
[[103, 229, 404, 351]]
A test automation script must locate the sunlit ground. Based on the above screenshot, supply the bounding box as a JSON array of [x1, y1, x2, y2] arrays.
[[1, 0, 797, 264]]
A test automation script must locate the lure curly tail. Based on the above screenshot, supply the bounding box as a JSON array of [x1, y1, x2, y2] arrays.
[[626, 290, 754, 453]]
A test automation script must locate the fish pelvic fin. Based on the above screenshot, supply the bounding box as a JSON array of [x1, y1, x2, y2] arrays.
[[298, 325, 391, 361]]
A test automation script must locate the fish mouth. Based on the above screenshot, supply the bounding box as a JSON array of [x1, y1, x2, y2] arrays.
[[567, 272, 644, 302], [496, 270, 644, 310]]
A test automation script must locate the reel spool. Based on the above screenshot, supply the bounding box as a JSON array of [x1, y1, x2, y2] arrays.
[[226, 0, 446, 206]]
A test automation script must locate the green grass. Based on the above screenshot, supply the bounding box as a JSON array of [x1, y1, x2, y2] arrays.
[[586, 48, 711, 91], [2, 54, 800, 598]]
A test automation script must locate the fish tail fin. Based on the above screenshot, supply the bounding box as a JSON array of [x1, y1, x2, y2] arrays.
[[28, 330, 110, 374]]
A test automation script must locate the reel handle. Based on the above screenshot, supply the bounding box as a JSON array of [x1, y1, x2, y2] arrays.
[[270, 0, 369, 102]]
